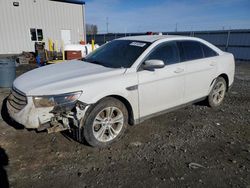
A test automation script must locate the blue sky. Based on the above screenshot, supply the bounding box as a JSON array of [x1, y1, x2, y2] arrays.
[[85, 0, 250, 33]]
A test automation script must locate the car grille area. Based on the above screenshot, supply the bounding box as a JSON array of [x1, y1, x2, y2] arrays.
[[8, 89, 27, 112]]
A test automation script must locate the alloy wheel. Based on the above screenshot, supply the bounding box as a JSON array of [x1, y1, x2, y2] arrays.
[[212, 81, 226, 105], [92, 107, 124, 142]]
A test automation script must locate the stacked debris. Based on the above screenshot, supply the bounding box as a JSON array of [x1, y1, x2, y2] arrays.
[[16, 52, 36, 65]]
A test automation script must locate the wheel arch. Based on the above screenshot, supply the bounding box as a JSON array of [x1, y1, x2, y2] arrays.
[[218, 73, 229, 91], [83, 94, 136, 126], [107, 95, 135, 125], [210, 73, 229, 91]]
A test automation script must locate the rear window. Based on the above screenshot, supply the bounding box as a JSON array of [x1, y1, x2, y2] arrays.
[[201, 44, 218, 58], [178, 41, 203, 61]]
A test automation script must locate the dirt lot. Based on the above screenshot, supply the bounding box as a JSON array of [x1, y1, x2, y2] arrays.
[[0, 62, 250, 188]]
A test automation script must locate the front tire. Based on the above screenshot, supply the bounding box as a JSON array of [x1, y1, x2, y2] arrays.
[[81, 97, 128, 147], [207, 77, 227, 108]]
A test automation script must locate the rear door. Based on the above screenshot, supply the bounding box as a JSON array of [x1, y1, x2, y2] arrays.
[[178, 41, 218, 103], [138, 41, 186, 118]]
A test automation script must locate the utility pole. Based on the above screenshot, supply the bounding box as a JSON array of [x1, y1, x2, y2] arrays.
[[106, 17, 109, 34], [175, 23, 178, 32], [124, 27, 127, 37]]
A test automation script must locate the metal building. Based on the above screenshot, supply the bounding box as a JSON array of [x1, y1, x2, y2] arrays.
[[0, 0, 86, 54]]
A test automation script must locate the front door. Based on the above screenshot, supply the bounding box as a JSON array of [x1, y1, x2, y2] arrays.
[[138, 41, 185, 118], [61, 30, 71, 45]]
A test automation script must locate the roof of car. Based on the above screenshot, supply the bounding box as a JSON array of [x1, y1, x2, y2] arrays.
[[119, 35, 192, 43]]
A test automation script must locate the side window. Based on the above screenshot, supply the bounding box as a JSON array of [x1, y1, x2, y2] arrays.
[[179, 41, 203, 61], [30, 28, 43, 41], [30, 28, 37, 41], [146, 42, 180, 65], [37, 29, 43, 41], [201, 43, 218, 58]]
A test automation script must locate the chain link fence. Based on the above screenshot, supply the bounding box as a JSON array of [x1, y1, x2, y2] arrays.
[[87, 29, 250, 61]]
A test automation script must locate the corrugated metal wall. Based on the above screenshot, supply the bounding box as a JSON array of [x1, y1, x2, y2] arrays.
[[0, 0, 85, 54], [87, 30, 250, 61]]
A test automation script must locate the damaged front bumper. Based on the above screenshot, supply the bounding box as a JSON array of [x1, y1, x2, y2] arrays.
[[7, 92, 89, 133], [7, 96, 54, 129]]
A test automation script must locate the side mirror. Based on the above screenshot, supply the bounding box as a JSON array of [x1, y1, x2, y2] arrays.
[[143, 59, 165, 70]]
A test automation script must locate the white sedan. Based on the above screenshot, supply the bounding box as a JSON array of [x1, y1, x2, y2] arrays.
[[7, 35, 235, 147]]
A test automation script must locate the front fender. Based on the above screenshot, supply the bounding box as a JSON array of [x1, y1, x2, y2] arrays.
[[77, 72, 140, 120]]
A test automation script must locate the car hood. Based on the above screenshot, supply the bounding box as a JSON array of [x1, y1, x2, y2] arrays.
[[13, 60, 126, 96]]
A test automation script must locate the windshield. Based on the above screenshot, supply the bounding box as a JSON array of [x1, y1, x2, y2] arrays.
[[84, 40, 151, 68]]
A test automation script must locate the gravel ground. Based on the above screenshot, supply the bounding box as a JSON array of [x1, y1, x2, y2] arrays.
[[0, 62, 250, 188]]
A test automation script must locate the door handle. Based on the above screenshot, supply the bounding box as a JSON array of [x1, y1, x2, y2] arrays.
[[210, 62, 216, 66], [174, 68, 184, 73]]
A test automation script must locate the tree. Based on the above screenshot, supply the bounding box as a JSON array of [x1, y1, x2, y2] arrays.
[[86, 24, 98, 35]]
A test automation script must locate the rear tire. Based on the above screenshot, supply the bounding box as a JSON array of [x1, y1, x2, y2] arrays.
[[207, 77, 227, 108], [80, 97, 128, 147]]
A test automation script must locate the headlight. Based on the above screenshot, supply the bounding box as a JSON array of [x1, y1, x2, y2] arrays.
[[33, 91, 82, 108]]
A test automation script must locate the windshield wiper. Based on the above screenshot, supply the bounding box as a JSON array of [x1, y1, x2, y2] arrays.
[[89, 60, 102, 65], [84, 59, 122, 68], [83, 58, 101, 65], [86, 59, 109, 67]]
